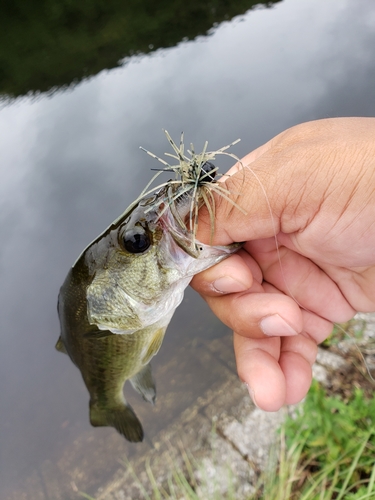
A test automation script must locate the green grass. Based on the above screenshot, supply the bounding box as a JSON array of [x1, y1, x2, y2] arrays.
[[260, 380, 375, 500], [322, 317, 367, 348]]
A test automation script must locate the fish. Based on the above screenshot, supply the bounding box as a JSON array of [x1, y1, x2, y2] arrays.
[[56, 132, 242, 442]]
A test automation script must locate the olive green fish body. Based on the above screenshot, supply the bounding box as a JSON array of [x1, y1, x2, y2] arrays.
[[57, 186, 240, 442], [58, 263, 167, 441]]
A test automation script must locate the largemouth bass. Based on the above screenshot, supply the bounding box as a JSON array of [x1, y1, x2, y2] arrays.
[[57, 133, 242, 442]]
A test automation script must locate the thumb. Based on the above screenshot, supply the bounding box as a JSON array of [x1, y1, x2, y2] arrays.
[[197, 150, 284, 246]]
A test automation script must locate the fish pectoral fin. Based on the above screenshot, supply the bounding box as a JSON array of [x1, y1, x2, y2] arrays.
[[141, 327, 166, 365], [130, 363, 156, 404], [55, 336, 67, 354], [89, 401, 143, 443]]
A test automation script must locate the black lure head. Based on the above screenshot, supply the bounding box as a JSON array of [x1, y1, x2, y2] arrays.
[[199, 161, 216, 183]]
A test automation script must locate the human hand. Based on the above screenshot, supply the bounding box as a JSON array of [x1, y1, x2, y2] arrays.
[[191, 117, 375, 411]]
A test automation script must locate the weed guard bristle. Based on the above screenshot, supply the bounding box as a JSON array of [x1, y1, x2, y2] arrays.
[[139, 130, 245, 249]]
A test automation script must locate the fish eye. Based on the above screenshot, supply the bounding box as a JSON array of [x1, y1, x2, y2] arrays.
[[121, 226, 151, 254]]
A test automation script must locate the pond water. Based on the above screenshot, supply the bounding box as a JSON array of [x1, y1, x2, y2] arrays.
[[1, 0, 375, 498]]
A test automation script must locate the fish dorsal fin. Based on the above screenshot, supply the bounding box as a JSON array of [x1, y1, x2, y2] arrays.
[[141, 327, 166, 365], [55, 336, 67, 354], [130, 363, 156, 404]]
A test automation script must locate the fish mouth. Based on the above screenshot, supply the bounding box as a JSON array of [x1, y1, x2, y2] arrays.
[[154, 186, 241, 279], [149, 184, 240, 265], [156, 187, 202, 259]]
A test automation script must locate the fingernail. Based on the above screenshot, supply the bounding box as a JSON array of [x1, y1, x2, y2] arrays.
[[213, 276, 248, 294], [247, 385, 259, 408], [259, 314, 299, 337]]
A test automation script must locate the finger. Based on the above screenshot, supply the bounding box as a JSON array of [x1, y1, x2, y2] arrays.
[[192, 250, 306, 340], [280, 334, 318, 366], [279, 333, 317, 405], [190, 252, 255, 296], [234, 333, 286, 411], [234, 332, 317, 410], [196, 153, 285, 246], [260, 281, 334, 344], [300, 309, 333, 344], [246, 238, 356, 323], [279, 350, 313, 405], [204, 290, 303, 339]]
